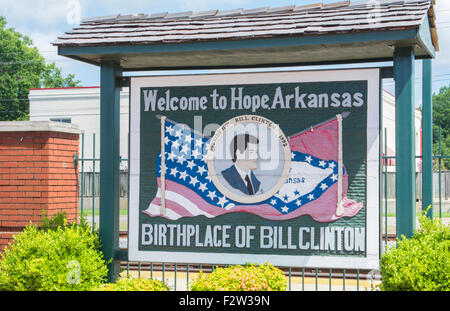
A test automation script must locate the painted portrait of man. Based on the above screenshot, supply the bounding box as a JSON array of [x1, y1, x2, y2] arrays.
[[221, 134, 261, 196]]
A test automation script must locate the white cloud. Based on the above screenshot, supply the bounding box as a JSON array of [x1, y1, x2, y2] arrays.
[[27, 32, 59, 55], [0, 0, 69, 31]]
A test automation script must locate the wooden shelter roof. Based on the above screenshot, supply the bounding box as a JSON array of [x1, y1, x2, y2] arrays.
[[54, 0, 438, 70]]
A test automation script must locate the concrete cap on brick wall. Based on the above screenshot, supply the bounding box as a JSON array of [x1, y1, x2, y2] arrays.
[[0, 121, 81, 134]]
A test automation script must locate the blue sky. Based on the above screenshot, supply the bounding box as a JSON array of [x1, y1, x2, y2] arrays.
[[1, 0, 450, 105]]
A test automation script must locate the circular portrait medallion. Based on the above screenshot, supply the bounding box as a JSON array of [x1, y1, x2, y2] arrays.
[[206, 115, 291, 204]]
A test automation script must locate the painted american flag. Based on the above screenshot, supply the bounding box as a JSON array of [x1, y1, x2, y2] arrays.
[[143, 116, 363, 223]]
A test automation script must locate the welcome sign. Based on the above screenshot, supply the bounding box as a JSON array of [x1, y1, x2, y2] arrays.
[[129, 69, 380, 269]]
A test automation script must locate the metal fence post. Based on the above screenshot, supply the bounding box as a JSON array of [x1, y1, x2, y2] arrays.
[[92, 132, 96, 230], [438, 127, 442, 218], [384, 128, 388, 248], [394, 46, 416, 239], [422, 59, 433, 218], [99, 62, 122, 282], [80, 133, 85, 219]]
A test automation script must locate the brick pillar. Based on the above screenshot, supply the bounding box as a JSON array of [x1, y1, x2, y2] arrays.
[[0, 121, 80, 252]]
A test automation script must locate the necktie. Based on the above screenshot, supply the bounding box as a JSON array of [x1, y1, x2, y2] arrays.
[[244, 174, 254, 195]]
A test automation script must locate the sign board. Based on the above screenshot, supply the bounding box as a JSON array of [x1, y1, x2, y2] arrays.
[[129, 69, 380, 269]]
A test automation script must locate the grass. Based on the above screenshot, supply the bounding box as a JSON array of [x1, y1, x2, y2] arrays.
[[382, 212, 450, 217], [79, 208, 128, 217], [78, 208, 128, 231]]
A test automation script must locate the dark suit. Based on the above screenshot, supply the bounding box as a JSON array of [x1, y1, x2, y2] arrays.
[[221, 165, 261, 195]]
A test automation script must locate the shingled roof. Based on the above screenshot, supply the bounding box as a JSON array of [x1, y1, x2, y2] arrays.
[[54, 0, 438, 70]]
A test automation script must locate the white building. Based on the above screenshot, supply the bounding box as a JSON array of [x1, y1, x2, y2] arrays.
[[28, 86, 423, 172], [29, 87, 129, 172], [382, 91, 423, 172]]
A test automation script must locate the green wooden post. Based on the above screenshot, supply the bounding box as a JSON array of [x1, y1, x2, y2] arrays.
[[422, 59, 433, 218], [394, 47, 416, 239], [99, 62, 122, 282]]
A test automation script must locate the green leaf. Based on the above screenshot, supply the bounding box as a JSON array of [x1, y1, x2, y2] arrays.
[[0, 15, 81, 121]]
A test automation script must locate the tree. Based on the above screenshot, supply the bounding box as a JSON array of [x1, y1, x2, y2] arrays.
[[0, 16, 44, 120], [432, 85, 450, 169], [432, 85, 450, 141], [41, 63, 80, 88], [0, 16, 80, 121]]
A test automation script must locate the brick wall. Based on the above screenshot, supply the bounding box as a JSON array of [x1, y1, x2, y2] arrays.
[[0, 122, 80, 252]]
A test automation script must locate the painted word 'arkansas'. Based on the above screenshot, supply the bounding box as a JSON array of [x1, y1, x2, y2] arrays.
[[230, 87, 364, 112]]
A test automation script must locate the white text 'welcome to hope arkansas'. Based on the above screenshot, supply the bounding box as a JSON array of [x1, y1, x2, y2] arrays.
[[143, 87, 365, 113]]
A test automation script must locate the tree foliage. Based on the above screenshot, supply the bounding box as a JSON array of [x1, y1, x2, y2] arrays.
[[0, 16, 80, 121], [41, 63, 81, 89], [432, 85, 450, 169], [433, 86, 450, 140]]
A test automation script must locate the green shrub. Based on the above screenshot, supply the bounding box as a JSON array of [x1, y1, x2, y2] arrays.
[[95, 277, 169, 291], [40, 210, 69, 231], [0, 224, 108, 291], [190, 263, 287, 291], [40, 210, 90, 233], [380, 211, 450, 291]]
